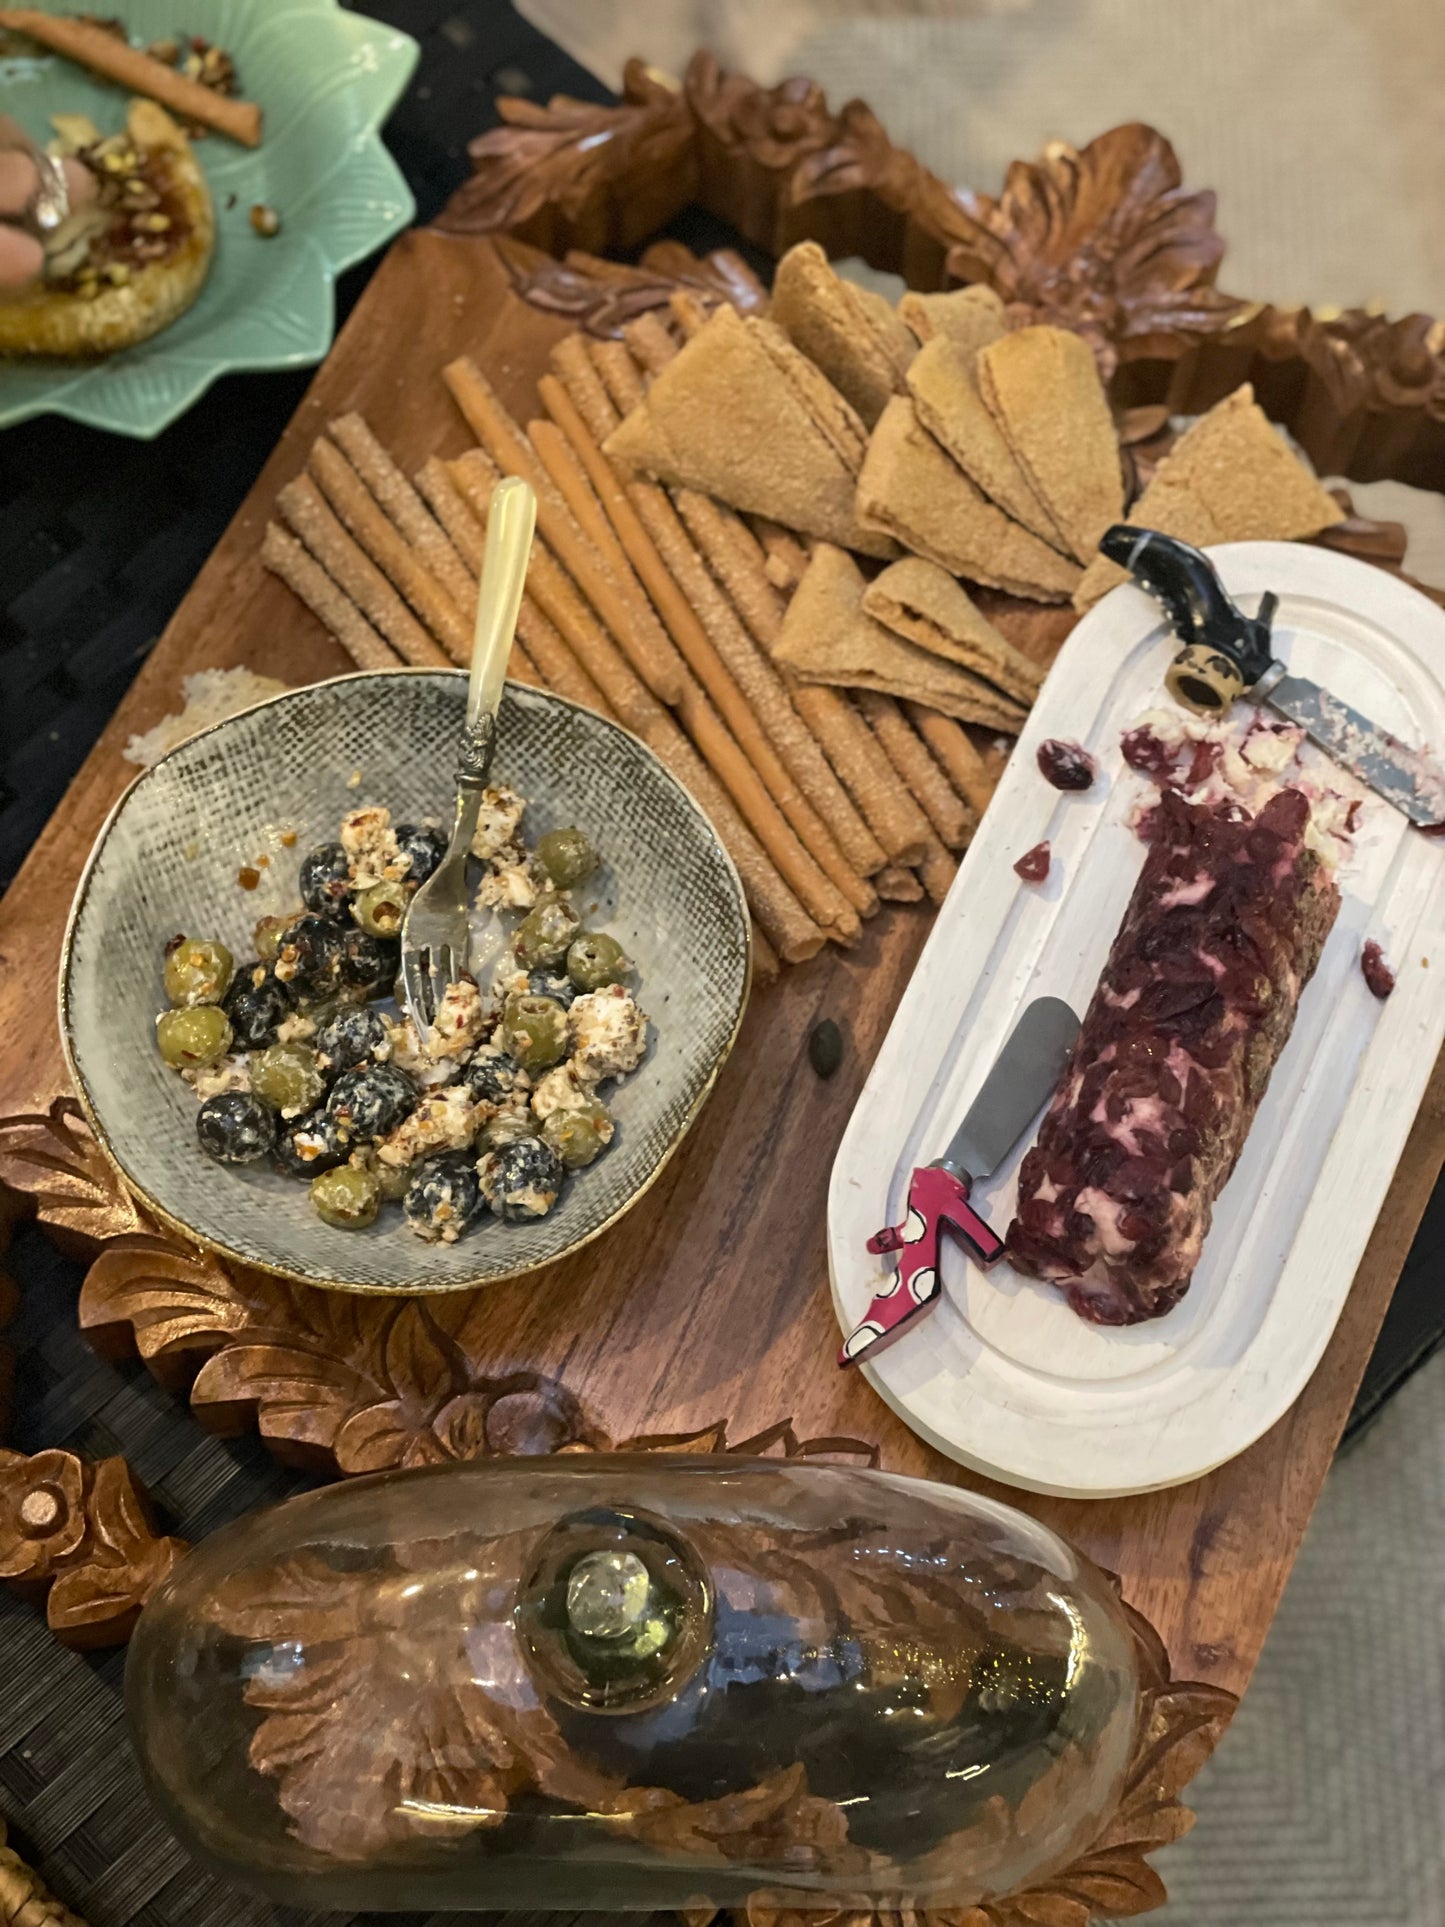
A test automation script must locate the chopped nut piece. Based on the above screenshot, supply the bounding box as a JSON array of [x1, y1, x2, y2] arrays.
[[250, 203, 281, 238]]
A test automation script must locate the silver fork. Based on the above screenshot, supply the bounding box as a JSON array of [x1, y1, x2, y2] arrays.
[[400, 475, 536, 1036]]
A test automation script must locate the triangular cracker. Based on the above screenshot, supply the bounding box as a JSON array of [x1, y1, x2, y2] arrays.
[[899, 284, 1007, 356], [603, 303, 895, 557], [863, 556, 1044, 708], [1073, 385, 1347, 607], [770, 240, 917, 428], [773, 544, 1029, 732], [856, 397, 1081, 602], [907, 335, 1069, 551], [976, 325, 1123, 564]]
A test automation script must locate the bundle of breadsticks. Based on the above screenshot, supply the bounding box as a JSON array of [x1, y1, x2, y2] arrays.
[[262, 239, 1345, 979]]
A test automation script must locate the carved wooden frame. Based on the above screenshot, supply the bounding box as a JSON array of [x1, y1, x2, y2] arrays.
[[23, 46, 1445, 1924]]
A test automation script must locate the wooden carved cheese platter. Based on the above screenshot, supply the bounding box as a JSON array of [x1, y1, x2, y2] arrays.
[[6, 48, 1445, 1927]]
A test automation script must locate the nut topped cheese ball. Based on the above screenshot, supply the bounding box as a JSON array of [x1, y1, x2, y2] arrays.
[[569, 987, 648, 1084]]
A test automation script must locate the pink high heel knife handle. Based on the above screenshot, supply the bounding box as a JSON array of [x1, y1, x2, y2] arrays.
[[838, 1164, 1002, 1368]]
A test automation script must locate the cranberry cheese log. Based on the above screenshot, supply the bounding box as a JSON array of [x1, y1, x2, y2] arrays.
[[1007, 785, 1340, 1323]]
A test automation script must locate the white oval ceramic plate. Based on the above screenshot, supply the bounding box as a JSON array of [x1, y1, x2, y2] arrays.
[[829, 543, 1445, 1498]]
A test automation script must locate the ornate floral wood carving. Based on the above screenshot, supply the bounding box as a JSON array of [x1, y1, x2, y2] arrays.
[[439, 52, 1445, 489], [492, 234, 767, 339]]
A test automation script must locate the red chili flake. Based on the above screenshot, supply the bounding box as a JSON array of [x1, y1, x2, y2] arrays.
[[1037, 739, 1096, 791], [1014, 840, 1051, 883], [237, 866, 261, 891], [1361, 940, 1395, 999]]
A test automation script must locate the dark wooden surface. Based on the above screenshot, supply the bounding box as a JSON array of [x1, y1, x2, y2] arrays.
[[4, 10, 1445, 1927]]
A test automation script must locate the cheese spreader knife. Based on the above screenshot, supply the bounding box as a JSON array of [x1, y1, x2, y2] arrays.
[[1102, 524, 1445, 827], [839, 995, 1080, 1369]]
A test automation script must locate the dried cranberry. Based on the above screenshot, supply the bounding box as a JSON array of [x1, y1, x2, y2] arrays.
[[1257, 788, 1310, 838], [1361, 939, 1396, 999], [1121, 727, 1175, 775], [1014, 840, 1051, 883], [1037, 739, 1096, 791], [1187, 739, 1218, 788]]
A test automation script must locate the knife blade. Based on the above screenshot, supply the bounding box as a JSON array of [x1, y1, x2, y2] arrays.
[[936, 994, 1082, 1183], [1102, 524, 1445, 827], [839, 996, 1081, 1369], [1257, 669, 1445, 827]]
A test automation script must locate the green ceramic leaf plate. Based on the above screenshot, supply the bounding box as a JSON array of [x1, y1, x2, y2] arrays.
[[0, 0, 418, 438]]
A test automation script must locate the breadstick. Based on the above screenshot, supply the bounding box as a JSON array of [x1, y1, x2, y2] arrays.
[[550, 335, 618, 445], [309, 439, 472, 662], [749, 518, 811, 593], [669, 290, 712, 340], [330, 414, 475, 614], [449, 454, 858, 944], [262, 525, 397, 672], [528, 418, 634, 583], [276, 474, 449, 670], [415, 456, 488, 575], [0, 10, 263, 145], [590, 337, 647, 416], [506, 638, 544, 689], [786, 682, 931, 867], [751, 926, 780, 986], [515, 602, 617, 718], [902, 704, 998, 820], [442, 357, 684, 704], [918, 837, 959, 903], [665, 489, 888, 880], [622, 309, 682, 377], [875, 864, 924, 902], [855, 692, 977, 850], [549, 348, 887, 901]]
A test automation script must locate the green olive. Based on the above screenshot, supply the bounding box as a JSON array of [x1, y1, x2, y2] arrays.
[[354, 879, 409, 939], [566, 932, 628, 992], [541, 1098, 613, 1170], [310, 1162, 381, 1229], [156, 1004, 233, 1069], [513, 895, 581, 969], [253, 913, 296, 965], [163, 937, 234, 1007], [535, 826, 597, 891], [499, 994, 569, 1073], [480, 1108, 535, 1151], [250, 1043, 326, 1116], [374, 1158, 414, 1202]]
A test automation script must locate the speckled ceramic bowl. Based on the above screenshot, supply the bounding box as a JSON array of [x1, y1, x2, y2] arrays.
[[60, 672, 750, 1293]]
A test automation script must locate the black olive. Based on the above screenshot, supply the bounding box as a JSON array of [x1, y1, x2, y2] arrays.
[[808, 1018, 844, 1080]]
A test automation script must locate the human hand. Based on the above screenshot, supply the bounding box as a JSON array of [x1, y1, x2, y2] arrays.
[[0, 152, 95, 292]]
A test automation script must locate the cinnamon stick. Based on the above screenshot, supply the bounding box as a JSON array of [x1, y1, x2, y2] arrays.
[[855, 692, 977, 850], [902, 703, 999, 820], [442, 356, 685, 704], [276, 474, 449, 669], [330, 414, 475, 614], [309, 438, 472, 662], [0, 9, 263, 144], [262, 525, 398, 672]]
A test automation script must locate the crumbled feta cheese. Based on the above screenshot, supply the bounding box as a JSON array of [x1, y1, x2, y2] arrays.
[[287, 1121, 335, 1168], [476, 844, 542, 911], [471, 785, 526, 860], [275, 1011, 317, 1045], [568, 986, 647, 1082], [182, 1055, 252, 1100], [384, 1014, 461, 1088], [376, 1086, 479, 1167], [530, 1062, 599, 1120], [340, 805, 404, 887], [428, 978, 489, 1062]]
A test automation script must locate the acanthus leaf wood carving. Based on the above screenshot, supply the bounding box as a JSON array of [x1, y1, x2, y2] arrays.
[[438, 53, 1445, 487]]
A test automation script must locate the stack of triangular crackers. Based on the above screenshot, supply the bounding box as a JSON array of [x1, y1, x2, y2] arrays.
[[773, 544, 1030, 732], [1073, 385, 1345, 606], [603, 303, 896, 558], [770, 241, 916, 429]]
